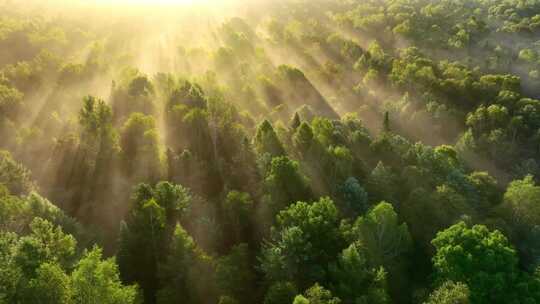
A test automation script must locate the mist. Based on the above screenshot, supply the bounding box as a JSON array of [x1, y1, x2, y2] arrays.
[[2, 1, 540, 304]]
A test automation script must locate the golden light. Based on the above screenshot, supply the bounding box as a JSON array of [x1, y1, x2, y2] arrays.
[[94, 0, 214, 6]]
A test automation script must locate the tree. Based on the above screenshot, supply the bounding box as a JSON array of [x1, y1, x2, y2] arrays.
[[290, 112, 302, 130], [118, 198, 166, 304], [218, 296, 239, 304], [119, 183, 191, 303], [254, 120, 285, 157], [424, 281, 470, 304], [0, 232, 20, 303], [167, 81, 206, 110], [76, 95, 118, 211], [14, 218, 76, 278], [222, 191, 253, 246], [353, 202, 411, 252], [367, 162, 398, 204], [352, 202, 412, 302], [328, 243, 389, 304], [264, 282, 298, 304], [504, 175, 540, 227], [79, 96, 115, 146], [431, 222, 532, 304], [311, 117, 338, 148], [293, 122, 315, 154], [466, 171, 501, 213], [120, 113, 162, 182], [325, 146, 353, 186], [182, 108, 213, 161], [430, 184, 475, 229], [503, 175, 540, 268], [128, 75, 154, 98], [293, 284, 341, 304], [337, 177, 369, 216], [156, 224, 213, 304], [150, 182, 191, 225], [0, 150, 34, 195], [264, 156, 311, 212], [260, 197, 345, 288], [216, 244, 255, 303], [25, 263, 71, 304], [0, 83, 23, 122], [71, 247, 139, 304], [112, 72, 156, 118], [0, 204, 136, 304]]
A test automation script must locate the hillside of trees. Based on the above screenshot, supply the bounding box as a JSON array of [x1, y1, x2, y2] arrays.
[[2, 0, 540, 303]]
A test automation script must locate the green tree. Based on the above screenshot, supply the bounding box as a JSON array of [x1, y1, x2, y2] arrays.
[[71, 247, 139, 304], [337, 177, 368, 216], [128, 75, 154, 98], [218, 296, 239, 304], [431, 222, 530, 304], [77, 95, 118, 209], [254, 120, 285, 157], [120, 113, 162, 182], [353, 201, 411, 266], [264, 156, 311, 212], [290, 112, 302, 130], [182, 108, 213, 161], [118, 198, 166, 304], [216, 244, 255, 303], [264, 282, 298, 304], [352, 202, 412, 302], [14, 218, 76, 277], [424, 281, 470, 304], [294, 284, 341, 304], [503, 175, 540, 268], [0, 232, 20, 303], [325, 146, 353, 185], [293, 122, 315, 154], [156, 224, 212, 304], [25, 263, 71, 304], [0, 83, 23, 123], [167, 81, 206, 109], [260, 197, 345, 288], [112, 72, 156, 118], [222, 191, 253, 246], [504, 175, 540, 227], [0, 150, 34, 195], [367, 162, 398, 204], [328, 243, 389, 304], [466, 171, 501, 212]]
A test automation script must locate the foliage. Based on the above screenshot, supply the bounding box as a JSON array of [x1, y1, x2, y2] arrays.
[[2, 1, 540, 304]]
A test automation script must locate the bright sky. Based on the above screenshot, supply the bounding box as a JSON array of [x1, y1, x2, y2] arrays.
[[93, 0, 214, 6]]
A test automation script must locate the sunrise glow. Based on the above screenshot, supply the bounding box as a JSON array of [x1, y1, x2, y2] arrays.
[[94, 0, 213, 6]]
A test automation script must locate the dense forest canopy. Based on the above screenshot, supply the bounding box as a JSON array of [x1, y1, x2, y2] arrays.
[[1, 0, 540, 303]]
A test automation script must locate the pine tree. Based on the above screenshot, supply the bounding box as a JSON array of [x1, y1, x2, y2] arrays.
[[290, 112, 301, 130]]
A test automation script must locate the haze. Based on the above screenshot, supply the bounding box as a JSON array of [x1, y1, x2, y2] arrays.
[[1, 1, 540, 304]]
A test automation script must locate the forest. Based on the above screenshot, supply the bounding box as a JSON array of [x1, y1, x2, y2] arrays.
[[1, 0, 540, 303]]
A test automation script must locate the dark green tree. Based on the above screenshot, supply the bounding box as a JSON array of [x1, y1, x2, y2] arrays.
[[254, 120, 285, 158], [264, 282, 298, 304], [264, 156, 311, 213], [290, 112, 302, 130], [260, 197, 345, 289], [216, 243, 255, 303], [328, 243, 389, 304]]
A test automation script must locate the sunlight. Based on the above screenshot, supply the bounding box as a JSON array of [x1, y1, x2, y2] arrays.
[[95, 0, 213, 6]]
